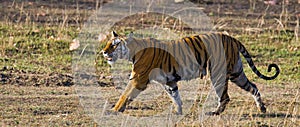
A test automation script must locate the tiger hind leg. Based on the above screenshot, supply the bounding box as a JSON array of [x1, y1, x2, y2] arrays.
[[230, 72, 266, 113], [206, 80, 230, 115], [164, 81, 183, 115]]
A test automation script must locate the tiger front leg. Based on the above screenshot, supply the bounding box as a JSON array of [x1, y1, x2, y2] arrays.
[[164, 81, 183, 115], [112, 79, 144, 112]]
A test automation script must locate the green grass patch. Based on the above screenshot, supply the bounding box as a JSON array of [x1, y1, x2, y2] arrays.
[[238, 33, 300, 84], [0, 22, 78, 74]]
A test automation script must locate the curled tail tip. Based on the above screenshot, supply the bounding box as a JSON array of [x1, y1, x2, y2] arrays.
[[267, 64, 280, 73], [266, 64, 280, 80]]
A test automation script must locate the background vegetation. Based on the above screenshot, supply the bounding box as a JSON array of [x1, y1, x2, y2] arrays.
[[0, 0, 299, 126]]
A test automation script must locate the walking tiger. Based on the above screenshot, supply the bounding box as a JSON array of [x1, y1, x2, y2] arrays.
[[100, 31, 280, 115]]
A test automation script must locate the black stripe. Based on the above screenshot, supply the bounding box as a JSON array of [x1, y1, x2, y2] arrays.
[[140, 48, 156, 76], [171, 86, 178, 91], [225, 36, 231, 69], [133, 49, 146, 64], [162, 53, 167, 71], [195, 36, 203, 50], [229, 69, 243, 81], [185, 37, 194, 54], [178, 39, 186, 62], [187, 37, 202, 65], [197, 35, 208, 67], [172, 67, 181, 81], [132, 55, 135, 63], [184, 37, 195, 70], [241, 79, 249, 88], [231, 37, 237, 65], [168, 54, 172, 72], [172, 40, 176, 60], [222, 34, 226, 48]]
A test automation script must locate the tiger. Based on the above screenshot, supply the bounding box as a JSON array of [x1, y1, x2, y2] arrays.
[[100, 31, 280, 115]]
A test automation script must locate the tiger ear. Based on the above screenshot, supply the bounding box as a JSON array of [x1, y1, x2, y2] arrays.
[[128, 31, 134, 38], [112, 31, 118, 38]]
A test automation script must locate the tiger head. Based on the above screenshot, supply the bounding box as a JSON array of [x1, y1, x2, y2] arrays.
[[100, 31, 129, 65]]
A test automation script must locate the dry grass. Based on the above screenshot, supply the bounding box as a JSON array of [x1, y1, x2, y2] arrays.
[[0, 0, 299, 126]]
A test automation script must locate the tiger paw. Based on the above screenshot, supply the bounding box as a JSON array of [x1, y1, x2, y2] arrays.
[[205, 111, 220, 116], [172, 110, 183, 115], [111, 104, 126, 113], [104, 109, 120, 115], [260, 106, 267, 113]]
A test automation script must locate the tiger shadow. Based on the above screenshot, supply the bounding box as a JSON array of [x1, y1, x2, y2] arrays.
[[242, 113, 300, 119]]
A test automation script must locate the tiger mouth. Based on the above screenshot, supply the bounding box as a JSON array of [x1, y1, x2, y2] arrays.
[[103, 55, 113, 61], [106, 57, 113, 61], [102, 51, 115, 63]]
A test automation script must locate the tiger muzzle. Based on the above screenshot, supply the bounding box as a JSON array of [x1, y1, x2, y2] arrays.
[[101, 50, 113, 61]]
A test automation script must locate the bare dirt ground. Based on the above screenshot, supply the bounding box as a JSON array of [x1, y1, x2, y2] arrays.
[[0, 0, 299, 126]]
